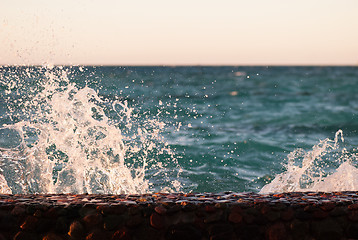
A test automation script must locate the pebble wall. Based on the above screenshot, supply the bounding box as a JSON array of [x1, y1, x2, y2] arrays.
[[1, 192, 358, 240]]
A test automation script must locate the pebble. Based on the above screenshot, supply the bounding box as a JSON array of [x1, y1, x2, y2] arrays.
[[126, 214, 143, 227], [154, 205, 167, 215], [281, 207, 294, 221], [20, 215, 38, 230], [68, 221, 85, 239], [228, 212, 242, 223], [266, 222, 287, 240], [1, 192, 358, 239], [166, 224, 202, 240], [150, 212, 165, 229], [83, 213, 103, 228], [42, 233, 63, 240], [85, 229, 107, 240], [11, 205, 26, 216], [112, 227, 130, 240]]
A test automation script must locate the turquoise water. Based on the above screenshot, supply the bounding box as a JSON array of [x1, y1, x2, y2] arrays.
[[0, 66, 358, 194]]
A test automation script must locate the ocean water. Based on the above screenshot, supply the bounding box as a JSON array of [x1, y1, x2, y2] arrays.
[[0, 65, 358, 194]]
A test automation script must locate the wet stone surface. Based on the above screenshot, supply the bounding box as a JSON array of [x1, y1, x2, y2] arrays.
[[1, 192, 358, 239]]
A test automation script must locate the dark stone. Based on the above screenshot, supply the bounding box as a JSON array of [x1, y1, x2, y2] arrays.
[[204, 210, 224, 223], [271, 203, 287, 211], [303, 205, 317, 212], [210, 231, 234, 240], [64, 205, 81, 219], [112, 227, 131, 240], [243, 213, 255, 224], [244, 207, 259, 216], [208, 223, 234, 240], [264, 210, 280, 222], [6, 192, 358, 239], [329, 206, 347, 217], [0, 212, 16, 231], [11, 205, 26, 216], [42, 233, 64, 240], [128, 206, 140, 215], [44, 207, 59, 218], [348, 210, 358, 221], [150, 212, 165, 229], [132, 225, 161, 240], [154, 206, 167, 215], [126, 214, 143, 228], [205, 205, 216, 213], [83, 214, 103, 229], [346, 223, 358, 238], [281, 207, 294, 221], [182, 203, 197, 212], [266, 222, 287, 240], [180, 212, 196, 224], [55, 216, 70, 234], [26, 205, 36, 215], [165, 224, 202, 240], [295, 208, 311, 220], [348, 203, 358, 210], [13, 231, 37, 240], [235, 224, 263, 240], [230, 205, 242, 213], [142, 207, 153, 217], [57, 208, 68, 216], [214, 202, 228, 210], [20, 216, 38, 231], [79, 207, 97, 217], [112, 205, 128, 215], [36, 218, 55, 233], [260, 205, 271, 215], [33, 209, 43, 218], [313, 209, 329, 219], [96, 205, 111, 215], [254, 214, 269, 225], [86, 229, 107, 240], [166, 205, 181, 215], [104, 215, 125, 231], [311, 218, 343, 240], [98, 205, 127, 215], [290, 219, 310, 240], [68, 221, 85, 239], [228, 212, 242, 224], [0, 233, 6, 240], [166, 212, 181, 226], [320, 203, 335, 212]]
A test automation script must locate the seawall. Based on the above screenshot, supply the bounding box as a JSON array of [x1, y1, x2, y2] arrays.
[[1, 192, 358, 240]]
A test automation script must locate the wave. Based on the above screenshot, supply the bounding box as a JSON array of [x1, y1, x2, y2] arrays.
[[0, 66, 181, 194], [260, 130, 358, 193]]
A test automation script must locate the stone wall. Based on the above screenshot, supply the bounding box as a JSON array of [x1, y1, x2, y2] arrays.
[[1, 192, 358, 239]]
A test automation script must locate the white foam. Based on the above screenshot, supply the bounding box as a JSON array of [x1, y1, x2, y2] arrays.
[[0, 66, 180, 194], [260, 130, 358, 194], [0, 174, 11, 194]]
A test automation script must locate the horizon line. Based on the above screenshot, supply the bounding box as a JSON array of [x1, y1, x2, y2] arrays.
[[1, 63, 358, 67]]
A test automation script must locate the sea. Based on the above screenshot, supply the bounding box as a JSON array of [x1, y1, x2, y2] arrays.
[[0, 65, 358, 195]]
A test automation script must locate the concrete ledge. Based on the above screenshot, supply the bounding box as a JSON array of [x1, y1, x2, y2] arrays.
[[1, 192, 358, 239]]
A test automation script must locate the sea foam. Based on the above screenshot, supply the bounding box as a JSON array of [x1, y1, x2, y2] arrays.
[[260, 130, 358, 193], [0, 66, 180, 194]]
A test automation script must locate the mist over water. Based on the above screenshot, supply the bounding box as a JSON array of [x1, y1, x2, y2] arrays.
[[0, 65, 358, 194]]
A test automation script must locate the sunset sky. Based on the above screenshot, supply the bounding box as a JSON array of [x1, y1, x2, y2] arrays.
[[1, 0, 358, 66]]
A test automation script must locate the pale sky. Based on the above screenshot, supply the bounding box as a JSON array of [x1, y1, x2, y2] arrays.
[[1, 0, 358, 66]]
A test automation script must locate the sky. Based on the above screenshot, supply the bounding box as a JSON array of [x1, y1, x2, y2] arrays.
[[1, 0, 358, 66]]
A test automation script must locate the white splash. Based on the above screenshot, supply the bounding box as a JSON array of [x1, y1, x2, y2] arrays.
[[0, 174, 11, 194], [0, 66, 180, 194], [260, 130, 358, 193]]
